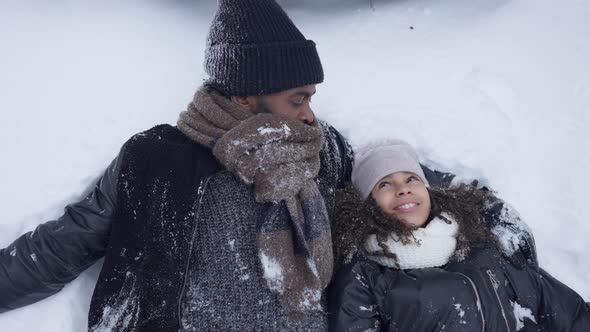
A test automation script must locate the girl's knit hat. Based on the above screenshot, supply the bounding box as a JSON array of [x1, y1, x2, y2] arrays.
[[352, 139, 429, 199]]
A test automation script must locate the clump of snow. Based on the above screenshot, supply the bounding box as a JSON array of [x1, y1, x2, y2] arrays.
[[257, 123, 292, 136], [259, 252, 285, 294], [511, 300, 537, 331], [359, 305, 375, 312], [354, 272, 369, 289], [453, 303, 465, 318], [298, 287, 322, 311], [490, 203, 533, 257], [453, 303, 467, 325]]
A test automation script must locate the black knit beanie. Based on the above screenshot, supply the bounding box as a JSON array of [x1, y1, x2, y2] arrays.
[[204, 0, 324, 96]]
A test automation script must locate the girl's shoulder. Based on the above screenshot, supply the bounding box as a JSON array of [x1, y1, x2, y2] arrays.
[[336, 255, 381, 277], [332, 254, 397, 288]]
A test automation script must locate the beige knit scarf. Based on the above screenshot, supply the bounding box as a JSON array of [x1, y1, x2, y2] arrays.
[[178, 87, 333, 319]]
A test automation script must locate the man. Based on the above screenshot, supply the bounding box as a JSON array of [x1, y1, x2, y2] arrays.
[[0, 0, 538, 331], [0, 0, 352, 330]]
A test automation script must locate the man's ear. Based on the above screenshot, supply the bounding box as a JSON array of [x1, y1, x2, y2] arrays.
[[230, 96, 258, 112]]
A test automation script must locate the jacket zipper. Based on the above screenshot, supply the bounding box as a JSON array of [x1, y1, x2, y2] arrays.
[[455, 272, 486, 332], [486, 269, 511, 332], [177, 176, 212, 331]]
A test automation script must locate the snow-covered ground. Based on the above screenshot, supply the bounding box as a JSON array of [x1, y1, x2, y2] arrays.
[[1, 0, 589, 330]]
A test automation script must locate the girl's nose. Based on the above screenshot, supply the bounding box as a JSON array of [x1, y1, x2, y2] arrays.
[[396, 186, 412, 196]]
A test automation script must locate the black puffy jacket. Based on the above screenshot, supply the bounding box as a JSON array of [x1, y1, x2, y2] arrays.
[[328, 245, 590, 331]]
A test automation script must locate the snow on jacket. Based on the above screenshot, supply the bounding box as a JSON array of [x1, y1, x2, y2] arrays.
[[329, 249, 590, 332], [328, 198, 590, 331], [0, 122, 355, 331]]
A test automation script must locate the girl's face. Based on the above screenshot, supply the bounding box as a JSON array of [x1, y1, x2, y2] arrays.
[[371, 171, 431, 228]]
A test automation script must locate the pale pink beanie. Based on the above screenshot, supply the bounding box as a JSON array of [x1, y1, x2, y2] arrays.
[[352, 139, 429, 199]]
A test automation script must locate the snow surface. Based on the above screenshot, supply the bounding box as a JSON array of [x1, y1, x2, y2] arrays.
[[1, 0, 589, 330]]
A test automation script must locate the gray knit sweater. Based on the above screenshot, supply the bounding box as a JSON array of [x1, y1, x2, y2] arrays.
[[180, 171, 327, 331]]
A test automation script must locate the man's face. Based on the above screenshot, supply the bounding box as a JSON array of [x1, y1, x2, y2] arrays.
[[371, 172, 431, 228], [244, 85, 317, 125]]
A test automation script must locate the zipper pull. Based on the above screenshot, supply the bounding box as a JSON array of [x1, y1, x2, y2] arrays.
[[486, 269, 499, 290]]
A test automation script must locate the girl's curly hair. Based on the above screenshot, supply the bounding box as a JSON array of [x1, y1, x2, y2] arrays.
[[332, 182, 497, 269]]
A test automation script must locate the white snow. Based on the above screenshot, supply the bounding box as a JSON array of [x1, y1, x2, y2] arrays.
[[359, 305, 375, 312], [453, 303, 465, 318], [298, 287, 322, 311], [354, 271, 370, 288], [259, 252, 285, 294], [257, 123, 292, 136], [1, 0, 589, 331], [490, 202, 533, 257], [453, 303, 467, 324], [511, 300, 537, 331]]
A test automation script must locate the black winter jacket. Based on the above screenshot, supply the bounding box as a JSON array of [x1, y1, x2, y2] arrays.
[[329, 245, 590, 331], [0, 122, 353, 327]]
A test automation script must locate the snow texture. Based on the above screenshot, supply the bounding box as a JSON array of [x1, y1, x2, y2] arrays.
[[511, 300, 537, 331], [298, 288, 322, 311], [453, 303, 467, 325], [489, 203, 533, 257], [1, 0, 589, 331], [90, 272, 139, 332], [259, 252, 285, 294], [359, 305, 375, 312], [228, 238, 250, 281], [257, 123, 292, 136]]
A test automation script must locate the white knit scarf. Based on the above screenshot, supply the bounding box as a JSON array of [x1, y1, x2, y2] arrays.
[[365, 214, 458, 269]]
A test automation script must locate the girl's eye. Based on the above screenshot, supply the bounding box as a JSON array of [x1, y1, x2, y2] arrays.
[[407, 176, 418, 183], [379, 182, 390, 188]]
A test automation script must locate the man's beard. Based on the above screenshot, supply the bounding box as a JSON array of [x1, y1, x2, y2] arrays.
[[254, 97, 315, 126], [255, 97, 273, 114]]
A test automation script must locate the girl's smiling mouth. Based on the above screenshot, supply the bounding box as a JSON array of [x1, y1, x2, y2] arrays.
[[394, 202, 420, 213]]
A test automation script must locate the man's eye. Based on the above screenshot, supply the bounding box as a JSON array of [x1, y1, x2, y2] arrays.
[[291, 97, 306, 106]]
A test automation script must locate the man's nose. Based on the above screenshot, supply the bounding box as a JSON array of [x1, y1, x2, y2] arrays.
[[299, 104, 315, 125]]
